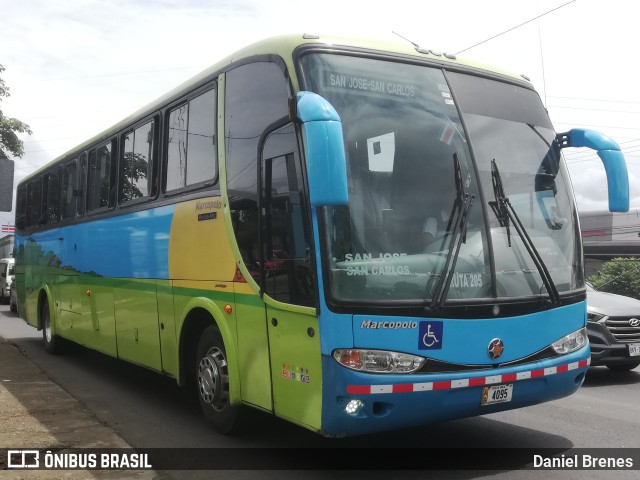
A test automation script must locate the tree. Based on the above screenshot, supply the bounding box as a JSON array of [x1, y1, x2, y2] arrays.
[[0, 64, 32, 159], [119, 151, 150, 201], [588, 257, 640, 300]]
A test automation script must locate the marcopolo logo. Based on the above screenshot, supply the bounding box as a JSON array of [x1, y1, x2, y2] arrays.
[[360, 320, 418, 330]]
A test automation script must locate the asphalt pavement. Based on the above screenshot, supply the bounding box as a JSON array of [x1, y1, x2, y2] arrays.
[[0, 334, 157, 479]]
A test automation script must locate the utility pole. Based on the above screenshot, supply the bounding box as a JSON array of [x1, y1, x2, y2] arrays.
[[0, 153, 15, 212]]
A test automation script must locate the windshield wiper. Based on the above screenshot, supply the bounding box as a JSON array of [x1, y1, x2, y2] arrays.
[[488, 159, 560, 305], [489, 159, 512, 246], [428, 153, 475, 312]]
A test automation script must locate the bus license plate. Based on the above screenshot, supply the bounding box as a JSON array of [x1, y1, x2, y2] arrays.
[[629, 343, 640, 357], [482, 384, 513, 406]]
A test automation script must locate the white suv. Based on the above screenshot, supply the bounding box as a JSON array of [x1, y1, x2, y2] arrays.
[[586, 282, 640, 372], [0, 258, 14, 304]]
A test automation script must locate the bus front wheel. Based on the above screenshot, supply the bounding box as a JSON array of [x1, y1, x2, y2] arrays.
[[42, 301, 63, 354], [195, 325, 244, 434]]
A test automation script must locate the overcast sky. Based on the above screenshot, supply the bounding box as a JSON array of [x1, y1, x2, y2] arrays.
[[2, 0, 639, 226]]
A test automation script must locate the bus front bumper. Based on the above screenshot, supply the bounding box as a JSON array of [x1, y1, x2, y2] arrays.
[[319, 347, 589, 437]]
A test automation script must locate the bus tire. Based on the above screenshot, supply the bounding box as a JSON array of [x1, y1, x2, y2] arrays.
[[195, 324, 244, 434], [42, 301, 63, 355]]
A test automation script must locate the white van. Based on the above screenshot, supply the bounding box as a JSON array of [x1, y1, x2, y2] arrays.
[[0, 258, 15, 304]]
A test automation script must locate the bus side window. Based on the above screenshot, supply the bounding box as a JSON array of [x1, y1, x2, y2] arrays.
[[26, 177, 43, 229], [61, 159, 77, 221], [120, 119, 156, 203], [261, 124, 314, 307], [87, 140, 116, 212], [77, 153, 87, 216], [226, 61, 290, 284], [45, 167, 61, 225], [165, 88, 217, 192], [15, 185, 26, 231]]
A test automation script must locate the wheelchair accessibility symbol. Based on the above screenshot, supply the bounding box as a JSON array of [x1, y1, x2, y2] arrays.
[[418, 321, 443, 350]]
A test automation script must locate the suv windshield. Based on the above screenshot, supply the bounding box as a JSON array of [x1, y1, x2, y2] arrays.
[[299, 53, 582, 306]]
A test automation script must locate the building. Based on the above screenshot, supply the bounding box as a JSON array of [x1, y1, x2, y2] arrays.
[[580, 209, 640, 277], [0, 234, 14, 259]]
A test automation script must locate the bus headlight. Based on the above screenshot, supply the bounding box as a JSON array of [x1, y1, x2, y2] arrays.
[[551, 327, 587, 354], [333, 349, 425, 373]]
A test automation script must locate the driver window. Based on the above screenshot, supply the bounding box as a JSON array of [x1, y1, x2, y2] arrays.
[[261, 123, 314, 307]]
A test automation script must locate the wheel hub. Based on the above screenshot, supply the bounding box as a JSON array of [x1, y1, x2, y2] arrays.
[[197, 347, 229, 411]]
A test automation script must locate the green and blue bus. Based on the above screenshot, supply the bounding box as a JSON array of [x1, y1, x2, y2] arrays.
[[14, 33, 629, 437]]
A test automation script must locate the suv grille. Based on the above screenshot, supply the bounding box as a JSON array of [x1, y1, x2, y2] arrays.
[[603, 317, 640, 342]]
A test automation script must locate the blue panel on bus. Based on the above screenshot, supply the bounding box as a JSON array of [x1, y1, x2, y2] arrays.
[[352, 302, 586, 364], [23, 205, 175, 279]]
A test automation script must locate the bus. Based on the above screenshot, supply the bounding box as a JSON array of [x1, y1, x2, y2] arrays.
[[14, 33, 629, 437]]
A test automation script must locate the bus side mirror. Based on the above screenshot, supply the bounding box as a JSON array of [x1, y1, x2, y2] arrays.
[[295, 91, 348, 207], [557, 128, 629, 212]]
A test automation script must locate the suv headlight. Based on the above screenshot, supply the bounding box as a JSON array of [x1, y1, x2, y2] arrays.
[[551, 327, 587, 354], [333, 349, 425, 373]]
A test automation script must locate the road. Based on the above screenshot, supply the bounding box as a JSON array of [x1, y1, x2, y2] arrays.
[[1, 303, 639, 479]]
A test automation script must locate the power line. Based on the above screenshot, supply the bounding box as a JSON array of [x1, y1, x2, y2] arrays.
[[564, 141, 640, 161], [20, 66, 200, 85], [552, 121, 640, 132], [23, 105, 142, 121], [548, 104, 640, 114], [547, 95, 640, 105], [455, 0, 577, 55]]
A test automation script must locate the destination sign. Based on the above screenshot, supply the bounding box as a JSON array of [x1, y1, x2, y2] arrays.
[[326, 71, 416, 97]]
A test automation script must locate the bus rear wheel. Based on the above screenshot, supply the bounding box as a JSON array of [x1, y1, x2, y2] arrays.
[[42, 301, 63, 354], [195, 325, 244, 434]]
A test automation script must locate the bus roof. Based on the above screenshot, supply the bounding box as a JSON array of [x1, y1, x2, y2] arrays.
[[20, 32, 529, 183]]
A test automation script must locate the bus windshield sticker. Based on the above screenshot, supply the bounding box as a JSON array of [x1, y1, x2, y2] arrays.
[[438, 83, 455, 106], [367, 132, 395, 172]]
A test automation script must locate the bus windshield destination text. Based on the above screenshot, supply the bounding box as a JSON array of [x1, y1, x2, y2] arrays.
[[328, 72, 415, 97]]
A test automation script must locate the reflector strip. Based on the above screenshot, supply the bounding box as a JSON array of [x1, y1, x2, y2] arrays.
[[412, 382, 434, 392], [345, 358, 590, 395]]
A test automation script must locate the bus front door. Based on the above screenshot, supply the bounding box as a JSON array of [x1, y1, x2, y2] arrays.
[[266, 301, 321, 431], [259, 123, 322, 431]]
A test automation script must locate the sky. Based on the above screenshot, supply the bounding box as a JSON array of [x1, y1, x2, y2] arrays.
[[1, 0, 639, 227]]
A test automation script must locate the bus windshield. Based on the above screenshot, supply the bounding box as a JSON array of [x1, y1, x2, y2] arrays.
[[300, 52, 582, 305]]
